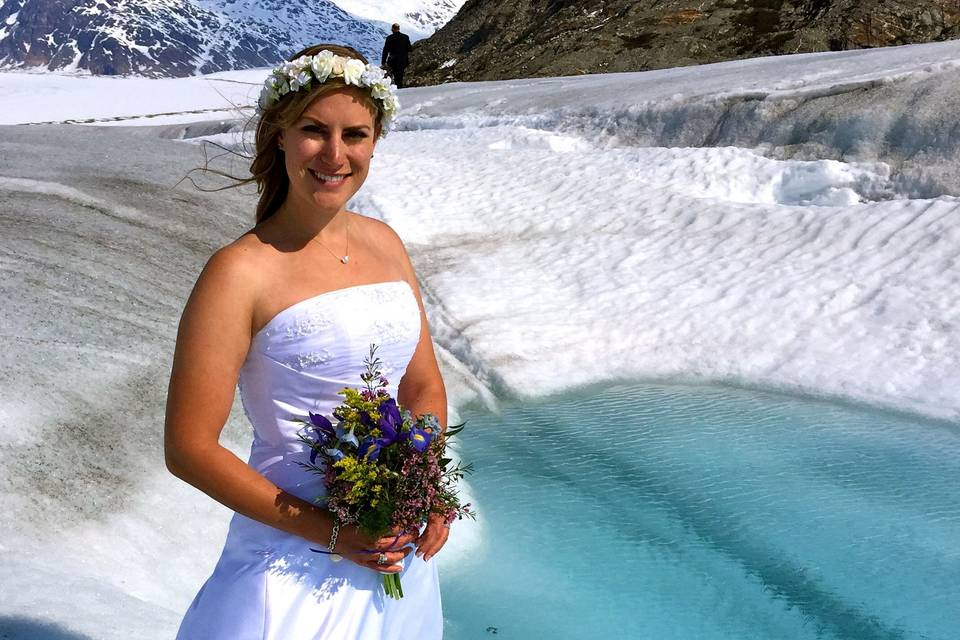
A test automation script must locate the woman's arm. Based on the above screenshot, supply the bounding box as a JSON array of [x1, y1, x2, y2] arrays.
[[165, 245, 412, 569], [395, 246, 447, 431], [390, 232, 453, 562], [165, 244, 336, 543]]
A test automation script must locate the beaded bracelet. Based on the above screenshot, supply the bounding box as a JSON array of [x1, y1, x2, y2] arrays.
[[328, 519, 341, 552]]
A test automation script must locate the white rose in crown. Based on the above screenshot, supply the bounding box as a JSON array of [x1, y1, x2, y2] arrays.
[[342, 59, 366, 86], [310, 50, 335, 82]]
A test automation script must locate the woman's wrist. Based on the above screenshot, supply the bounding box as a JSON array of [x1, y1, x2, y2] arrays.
[[426, 510, 450, 528], [281, 495, 338, 546]]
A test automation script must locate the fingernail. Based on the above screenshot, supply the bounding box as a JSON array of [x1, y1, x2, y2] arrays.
[[424, 554, 432, 562]]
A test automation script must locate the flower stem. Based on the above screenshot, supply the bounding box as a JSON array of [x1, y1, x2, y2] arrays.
[[383, 573, 403, 599]]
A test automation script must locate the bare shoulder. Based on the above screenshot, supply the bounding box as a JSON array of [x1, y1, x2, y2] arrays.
[[183, 232, 269, 337], [202, 233, 267, 284], [352, 213, 410, 261]]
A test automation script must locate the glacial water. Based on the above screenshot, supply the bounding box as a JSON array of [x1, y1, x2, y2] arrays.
[[440, 384, 960, 640]]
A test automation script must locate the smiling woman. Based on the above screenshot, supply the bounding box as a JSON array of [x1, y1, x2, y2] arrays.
[[165, 44, 450, 639]]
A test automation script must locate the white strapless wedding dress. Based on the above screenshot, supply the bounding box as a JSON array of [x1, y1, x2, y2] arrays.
[[176, 281, 443, 640]]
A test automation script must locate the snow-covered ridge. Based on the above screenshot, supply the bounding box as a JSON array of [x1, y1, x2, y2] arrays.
[[330, 0, 466, 40], [0, 0, 460, 77], [397, 40, 960, 197]]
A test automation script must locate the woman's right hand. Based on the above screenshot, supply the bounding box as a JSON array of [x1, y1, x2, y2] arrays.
[[332, 524, 419, 574]]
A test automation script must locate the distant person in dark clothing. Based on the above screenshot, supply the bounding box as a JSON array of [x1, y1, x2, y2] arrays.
[[381, 23, 412, 88]]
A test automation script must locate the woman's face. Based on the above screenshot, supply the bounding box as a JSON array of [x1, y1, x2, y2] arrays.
[[279, 86, 379, 216]]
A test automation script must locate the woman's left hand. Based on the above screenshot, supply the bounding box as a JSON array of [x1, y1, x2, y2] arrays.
[[415, 512, 450, 562]]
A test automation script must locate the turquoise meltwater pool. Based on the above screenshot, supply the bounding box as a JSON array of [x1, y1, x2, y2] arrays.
[[441, 383, 960, 640]]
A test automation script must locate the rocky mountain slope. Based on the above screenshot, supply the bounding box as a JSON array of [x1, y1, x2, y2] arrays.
[[0, 0, 461, 76], [408, 0, 960, 85]]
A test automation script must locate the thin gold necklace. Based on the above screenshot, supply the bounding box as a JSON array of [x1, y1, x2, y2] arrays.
[[309, 215, 350, 264]]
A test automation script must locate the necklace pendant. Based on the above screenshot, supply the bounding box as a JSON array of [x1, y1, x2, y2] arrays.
[[341, 255, 349, 264]]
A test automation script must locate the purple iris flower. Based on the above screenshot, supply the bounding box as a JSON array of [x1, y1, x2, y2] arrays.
[[378, 399, 402, 444], [359, 437, 382, 461], [401, 425, 433, 453], [357, 399, 408, 461], [309, 412, 336, 437], [359, 409, 397, 446], [308, 413, 336, 463]]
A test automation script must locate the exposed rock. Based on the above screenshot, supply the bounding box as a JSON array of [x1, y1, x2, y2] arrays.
[[407, 0, 960, 85]]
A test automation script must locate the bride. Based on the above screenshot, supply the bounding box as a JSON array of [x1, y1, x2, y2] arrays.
[[165, 44, 449, 638]]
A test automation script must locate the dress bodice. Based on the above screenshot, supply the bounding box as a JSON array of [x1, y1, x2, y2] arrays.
[[237, 280, 421, 501]]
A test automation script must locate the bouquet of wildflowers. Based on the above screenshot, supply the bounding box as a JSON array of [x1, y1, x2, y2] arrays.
[[298, 344, 473, 599]]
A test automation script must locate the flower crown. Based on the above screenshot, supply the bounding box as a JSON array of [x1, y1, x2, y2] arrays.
[[258, 50, 400, 137]]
